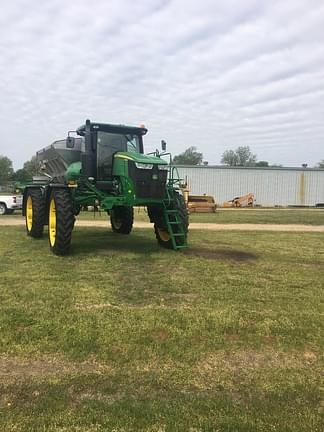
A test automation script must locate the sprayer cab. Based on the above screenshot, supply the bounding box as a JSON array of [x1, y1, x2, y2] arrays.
[[75, 120, 148, 180]]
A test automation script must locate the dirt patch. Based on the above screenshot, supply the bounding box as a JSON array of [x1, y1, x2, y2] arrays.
[[195, 349, 318, 376], [75, 301, 193, 311], [0, 355, 112, 382], [75, 391, 124, 406], [303, 351, 317, 362], [263, 335, 277, 344], [184, 247, 257, 261], [225, 334, 241, 341], [191, 349, 323, 391], [151, 329, 169, 342], [74, 302, 122, 311], [1, 217, 324, 231]]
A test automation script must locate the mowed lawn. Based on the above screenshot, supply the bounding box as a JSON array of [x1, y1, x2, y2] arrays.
[[0, 225, 323, 431], [80, 208, 324, 225], [7, 207, 324, 225], [188, 208, 324, 225]]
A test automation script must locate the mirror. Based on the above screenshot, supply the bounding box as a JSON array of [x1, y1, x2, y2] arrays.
[[66, 136, 75, 148], [161, 140, 167, 151]]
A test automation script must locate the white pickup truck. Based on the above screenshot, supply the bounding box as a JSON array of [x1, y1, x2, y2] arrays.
[[0, 195, 23, 215]]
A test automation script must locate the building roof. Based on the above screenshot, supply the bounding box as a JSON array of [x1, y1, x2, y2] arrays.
[[174, 164, 324, 172]]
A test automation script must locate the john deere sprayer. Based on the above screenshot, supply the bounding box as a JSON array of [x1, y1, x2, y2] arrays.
[[22, 120, 188, 255]]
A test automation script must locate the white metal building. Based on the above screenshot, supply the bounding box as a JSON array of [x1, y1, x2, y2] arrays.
[[175, 165, 324, 207]]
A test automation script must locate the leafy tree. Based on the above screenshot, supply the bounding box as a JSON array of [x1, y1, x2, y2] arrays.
[[23, 156, 39, 177], [10, 156, 39, 183], [221, 149, 239, 166], [173, 146, 203, 165], [255, 160, 269, 167], [221, 146, 257, 167], [235, 146, 257, 166], [317, 160, 324, 168], [0, 155, 14, 184], [12, 168, 32, 182]]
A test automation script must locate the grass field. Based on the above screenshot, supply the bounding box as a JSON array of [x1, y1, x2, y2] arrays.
[[187, 208, 324, 225], [0, 225, 323, 431], [7, 207, 324, 225], [76, 208, 324, 225]]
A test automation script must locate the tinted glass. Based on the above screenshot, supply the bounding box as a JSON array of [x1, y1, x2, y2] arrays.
[[97, 132, 140, 179]]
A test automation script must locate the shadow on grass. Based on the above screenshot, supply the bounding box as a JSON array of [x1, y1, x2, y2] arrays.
[[70, 228, 160, 256], [184, 247, 257, 261], [70, 229, 257, 262]]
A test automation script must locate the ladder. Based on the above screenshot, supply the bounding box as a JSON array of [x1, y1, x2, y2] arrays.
[[163, 202, 188, 250]]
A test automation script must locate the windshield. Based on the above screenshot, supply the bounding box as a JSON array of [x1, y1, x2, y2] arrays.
[[97, 132, 140, 153], [97, 131, 141, 179], [126, 135, 140, 153]]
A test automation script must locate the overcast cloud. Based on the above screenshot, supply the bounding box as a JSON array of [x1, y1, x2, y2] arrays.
[[0, 0, 323, 168]]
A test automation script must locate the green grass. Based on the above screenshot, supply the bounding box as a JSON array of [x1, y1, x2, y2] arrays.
[[0, 226, 323, 431], [78, 207, 324, 225], [78, 208, 324, 225], [189, 208, 324, 225], [7, 208, 324, 225], [80, 207, 324, 225]]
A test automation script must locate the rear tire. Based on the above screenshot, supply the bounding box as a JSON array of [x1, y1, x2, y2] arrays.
[[0, 203, 7, 215], [110, 206, 134, 234], [25, 188, 45, 238], [48, 189, 75, 255]]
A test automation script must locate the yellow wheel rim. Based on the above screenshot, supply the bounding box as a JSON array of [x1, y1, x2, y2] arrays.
[[157, 227, 170, 241], [49, 198, 56, 247], [26, 196, 33, 231]]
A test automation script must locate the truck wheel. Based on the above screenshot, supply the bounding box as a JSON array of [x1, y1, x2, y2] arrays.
[[25, 189, 45, 238], [110, 206, 134, 234], [48, 189, 75, 255], [0, 203, 7, 215], [154, 192, 189, 249]]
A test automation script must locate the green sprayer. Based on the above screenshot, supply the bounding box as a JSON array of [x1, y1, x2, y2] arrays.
[[22, 120, 189, 255]]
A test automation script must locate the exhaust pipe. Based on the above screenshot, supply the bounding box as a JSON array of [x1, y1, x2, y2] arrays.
[[81, 119, 97, 179]]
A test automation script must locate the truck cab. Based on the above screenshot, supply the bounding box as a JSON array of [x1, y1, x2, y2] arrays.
[[0, 195, 23, 215]]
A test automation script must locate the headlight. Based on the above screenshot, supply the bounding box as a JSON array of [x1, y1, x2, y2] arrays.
[[135, 163, 153, 169], [158, 165, 169, 171]]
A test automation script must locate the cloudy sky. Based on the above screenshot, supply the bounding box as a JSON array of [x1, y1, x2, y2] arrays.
[[0, 0, 323, 169]]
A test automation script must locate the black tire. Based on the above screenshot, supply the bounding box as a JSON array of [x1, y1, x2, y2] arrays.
[[0, 202, 7, 215], [25, 188, 45, 238], [110, 206, 134, 234], [152, 192, 189, 249], [48, 189, 75, 256]]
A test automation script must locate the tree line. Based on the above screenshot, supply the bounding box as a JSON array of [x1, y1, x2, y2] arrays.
[[0, 155, 38, 185], [172, 146, 323, 168], [172, 145, 276, 166]]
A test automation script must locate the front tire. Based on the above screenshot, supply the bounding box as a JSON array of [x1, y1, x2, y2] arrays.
[[154, 224, 174, 249], [151, 192, 189, 250], [0, 203, 7, 215], [48, 189, 75, 255], [25, 188, 45, 238], [110, 206, 134, 234]]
